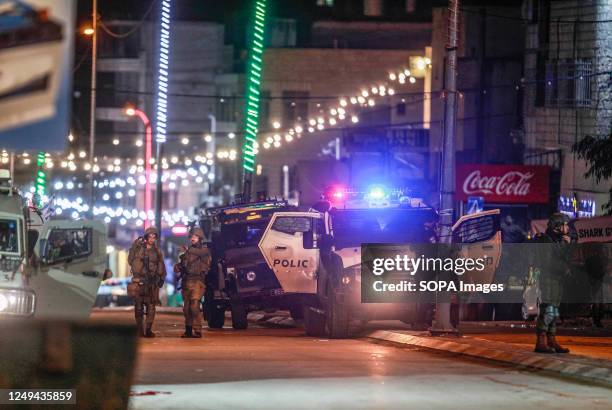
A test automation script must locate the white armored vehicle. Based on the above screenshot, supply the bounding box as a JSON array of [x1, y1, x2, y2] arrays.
[[0, 170, 109, 320]]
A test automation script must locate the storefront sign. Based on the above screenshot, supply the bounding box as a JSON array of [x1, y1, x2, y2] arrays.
[[456, 164, 550, 204], [574, 216, 612, 243]]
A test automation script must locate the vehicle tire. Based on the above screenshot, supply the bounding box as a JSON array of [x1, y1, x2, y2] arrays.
[[289, 305, 304, 320], [206, 300, 225, 329], [303, 305, 326, 337], [326, 295, 350, 339], [231, 301, 248, 330], [476, 303, 494, 321]]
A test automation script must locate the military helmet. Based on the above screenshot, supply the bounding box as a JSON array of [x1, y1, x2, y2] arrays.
[[144, 227, 159, 238], [190, 227, 205, 240], [547, 213, 570, 230]]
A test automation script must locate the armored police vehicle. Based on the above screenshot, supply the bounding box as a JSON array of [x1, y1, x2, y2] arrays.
[[200, 200, 299, 329], [257, 187, 501, 338], [0, 169, 109, 320]]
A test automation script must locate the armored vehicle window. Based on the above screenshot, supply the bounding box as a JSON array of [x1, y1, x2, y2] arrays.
[[45, 228, 92, 263], [331, 209, 436, 249], [221, 221, 268, 248], [0, 219, 19, 254], [452, 214, 498, 244], [272, 216, 312, 235]]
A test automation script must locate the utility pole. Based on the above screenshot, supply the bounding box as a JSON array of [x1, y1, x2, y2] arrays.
[[88, 0, 98, 216], [207, 113, 216, 196], [431, 0, 460, 335]]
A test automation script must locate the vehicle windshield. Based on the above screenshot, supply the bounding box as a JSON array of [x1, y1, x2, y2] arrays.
[[0, 218, 19, 255], [331, 209, 436, 249], [220, 220, 269, 249]]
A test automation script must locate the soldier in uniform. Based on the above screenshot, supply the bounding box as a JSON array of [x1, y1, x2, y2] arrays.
[[532, 213, 571, 353], [174, 227, 211, 338], [128, 227, 166, 338]]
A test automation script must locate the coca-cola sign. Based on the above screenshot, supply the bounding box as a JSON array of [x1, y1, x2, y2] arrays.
[[456, 165, 550, 203]]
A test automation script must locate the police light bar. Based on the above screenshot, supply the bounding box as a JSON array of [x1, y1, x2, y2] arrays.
[[323, 185, 426, 209]]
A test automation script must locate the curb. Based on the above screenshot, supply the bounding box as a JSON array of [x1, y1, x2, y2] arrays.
[[365, 330, 612, 388], [92, 307, 184, 315]]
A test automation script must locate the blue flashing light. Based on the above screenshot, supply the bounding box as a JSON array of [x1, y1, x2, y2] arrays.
[[367, 186, 386, 200]]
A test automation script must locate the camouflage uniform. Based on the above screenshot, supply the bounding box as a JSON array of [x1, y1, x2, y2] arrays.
[[533, 214, 571, 353], [174, 228, 211, 338], [128, 227, 166, 337]]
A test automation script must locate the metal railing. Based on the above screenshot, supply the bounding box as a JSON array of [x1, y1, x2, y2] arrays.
[[545, 59, 593, 108]]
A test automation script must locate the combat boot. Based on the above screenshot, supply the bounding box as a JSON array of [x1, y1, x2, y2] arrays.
[[144, 323, 156, 338], [534, 332, 554, 353], [547, 333, 569, 353], [181, 326, 193, 338]]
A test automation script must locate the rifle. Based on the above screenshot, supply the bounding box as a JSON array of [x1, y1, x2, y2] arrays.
[[174, 250, 188, 291]]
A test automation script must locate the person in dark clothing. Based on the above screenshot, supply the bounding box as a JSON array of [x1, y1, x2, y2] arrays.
[[128, 227, 166, 338], [532, 213, 571, 354], [174, 228, 211, 338], [501, 215, 526, 243]]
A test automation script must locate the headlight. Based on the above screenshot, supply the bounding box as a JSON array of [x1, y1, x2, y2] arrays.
[[341, 275, 351, 285], [0, 288, 36, 316], [246, 271, 257, 282], [0, 294, 8, 312]]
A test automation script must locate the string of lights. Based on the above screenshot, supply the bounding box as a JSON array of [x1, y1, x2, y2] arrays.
[[253, 59, 431, 151]]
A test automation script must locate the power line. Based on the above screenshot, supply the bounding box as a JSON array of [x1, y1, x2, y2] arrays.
[[72, 42, 92, 73], [72, 70, 612, 101], [97, 0, 157, 39], [459, 6, 612, 24]]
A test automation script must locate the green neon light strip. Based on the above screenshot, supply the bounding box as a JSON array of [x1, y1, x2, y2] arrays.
[[242, 0, 267, 172], [35, 151, 46, 197]]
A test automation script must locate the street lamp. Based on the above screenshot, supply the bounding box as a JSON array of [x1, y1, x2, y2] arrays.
[[125, 105, 153, 229]]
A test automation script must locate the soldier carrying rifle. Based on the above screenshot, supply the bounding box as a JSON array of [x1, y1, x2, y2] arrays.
[[127, 227, 166, 338], [174, 227, 211, 338]]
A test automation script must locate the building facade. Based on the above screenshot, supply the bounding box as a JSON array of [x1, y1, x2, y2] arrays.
[[522, 0, 611, 217], [241, 0, 434, 203]]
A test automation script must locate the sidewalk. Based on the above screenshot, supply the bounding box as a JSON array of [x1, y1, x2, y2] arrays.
[[366, 326, 612, 388], [458, 321, 612, 361]]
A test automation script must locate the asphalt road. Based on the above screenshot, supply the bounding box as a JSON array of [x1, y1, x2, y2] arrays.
[[91, 311, 612, 410]]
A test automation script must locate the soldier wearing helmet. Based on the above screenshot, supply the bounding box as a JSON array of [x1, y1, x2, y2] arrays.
[[174, 227, 211, 338], [531, 213, 572, 353], [128, 226, 166, 337]]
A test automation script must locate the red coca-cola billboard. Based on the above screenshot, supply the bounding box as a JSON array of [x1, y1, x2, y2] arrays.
[[456, 164, 550, 204]]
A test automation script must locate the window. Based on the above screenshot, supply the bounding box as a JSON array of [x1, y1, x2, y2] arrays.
[[317, 0, 334, 6], [545, 59, 592, 108], [221, 221, 268, 248], [216, 96, 237, 122], [0, 219, 19, 254], [452, 215, 499, 244], [396, 102, 406, 116], [331, 209, 436, 248], [272, 216, 312, 235], [282, 91, 309, 124], [45, 228, 92, 263]]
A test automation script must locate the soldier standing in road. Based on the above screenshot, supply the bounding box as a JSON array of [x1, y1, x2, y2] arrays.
[[174, 227, 211, 338], [532, 213, 571, 353], [128, 227, 166, 338]]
